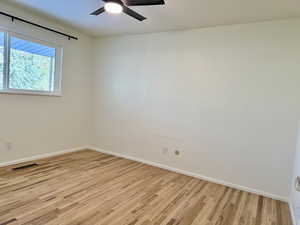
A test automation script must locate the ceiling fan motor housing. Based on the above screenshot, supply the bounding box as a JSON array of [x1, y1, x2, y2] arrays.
[[91, 0, 165, 21], [107, 0, 125, 5]]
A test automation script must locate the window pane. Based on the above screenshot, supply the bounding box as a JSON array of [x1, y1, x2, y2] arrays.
[[0, 32, 4, 90], [9, 36, 56, 91]]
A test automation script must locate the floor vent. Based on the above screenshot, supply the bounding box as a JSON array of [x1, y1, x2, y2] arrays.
[[12, 163, 38, 171]]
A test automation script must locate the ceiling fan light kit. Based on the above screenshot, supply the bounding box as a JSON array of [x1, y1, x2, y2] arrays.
[[105, 2, 123, 14], [91, 0, 165, 21]]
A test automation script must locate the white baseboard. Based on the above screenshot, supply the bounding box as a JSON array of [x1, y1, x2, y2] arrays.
[[0, 145, 288, 203], [89, 145, 288, 202], [290, 200, 298, 225], [0, 145, 89, 167]]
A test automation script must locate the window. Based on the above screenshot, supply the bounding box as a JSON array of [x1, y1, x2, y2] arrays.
[[0, 30, 62, 96]]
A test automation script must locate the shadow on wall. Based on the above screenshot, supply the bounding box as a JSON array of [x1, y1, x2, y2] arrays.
[[291, 122, 300, 225]]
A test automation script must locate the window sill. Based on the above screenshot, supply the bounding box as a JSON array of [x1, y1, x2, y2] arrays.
[[0, 90, 62, 97]]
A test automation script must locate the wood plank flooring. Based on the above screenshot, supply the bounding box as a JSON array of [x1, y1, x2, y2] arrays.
[[0, 150, 292, 225]]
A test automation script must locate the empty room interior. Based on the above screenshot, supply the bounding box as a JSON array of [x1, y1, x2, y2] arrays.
[[0, 0, 300, 224]]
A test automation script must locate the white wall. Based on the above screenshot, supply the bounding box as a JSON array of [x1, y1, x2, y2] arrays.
[[290, 124, 300, 225], [92, 19, 300, 200], [0, 2, 92, 163]]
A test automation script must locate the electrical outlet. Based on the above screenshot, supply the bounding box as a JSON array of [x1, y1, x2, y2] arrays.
[[174, 150, 180, 156], [162, 147, 169, 155], [6, 142, 12, 151], [296, 176, 300, 192]]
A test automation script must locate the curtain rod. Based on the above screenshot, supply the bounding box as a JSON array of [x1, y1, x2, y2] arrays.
[[0, 11, 78, 40]]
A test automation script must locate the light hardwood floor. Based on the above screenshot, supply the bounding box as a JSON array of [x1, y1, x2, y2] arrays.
[[0, 150, 292, 225]]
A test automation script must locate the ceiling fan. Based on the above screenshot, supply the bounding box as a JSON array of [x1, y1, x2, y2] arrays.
[[90, 0, 165, 21]]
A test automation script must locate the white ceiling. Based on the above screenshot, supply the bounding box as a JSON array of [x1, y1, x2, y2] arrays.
[[4, 0, 300, 36]]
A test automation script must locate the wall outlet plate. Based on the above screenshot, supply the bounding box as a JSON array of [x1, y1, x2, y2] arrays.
[[296, 176, 300, 192], [162, 147, 169, 155], [6, 142, 12, 150]]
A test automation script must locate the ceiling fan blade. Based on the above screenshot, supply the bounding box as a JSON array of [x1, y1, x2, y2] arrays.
[[123, 6, 146, 21], [90, 7, 105, 15], [124, 0, 164, 6]]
